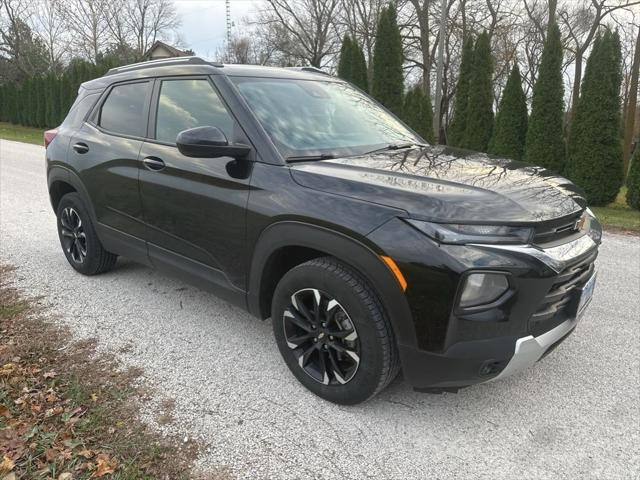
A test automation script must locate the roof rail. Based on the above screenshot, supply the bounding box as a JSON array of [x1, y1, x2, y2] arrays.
[[105, 56, 222, 76], [286, 66, 332, 77]]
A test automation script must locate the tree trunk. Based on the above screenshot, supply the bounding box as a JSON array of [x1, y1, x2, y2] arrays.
[[433, 0, 446, 141], [623, 25, 640, 176], [568, 52, 583, 132]]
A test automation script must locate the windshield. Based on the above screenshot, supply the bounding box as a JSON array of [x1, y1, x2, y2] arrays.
[[230, 76, 422, 159]]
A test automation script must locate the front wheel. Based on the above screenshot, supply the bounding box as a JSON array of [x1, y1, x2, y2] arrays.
[[272, 257, 399, 404]]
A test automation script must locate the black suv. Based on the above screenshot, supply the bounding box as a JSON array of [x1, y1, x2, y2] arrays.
[[45, 57, 601, 404]]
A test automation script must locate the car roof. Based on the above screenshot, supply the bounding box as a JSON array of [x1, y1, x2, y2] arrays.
[[81, 56, 340, 90]]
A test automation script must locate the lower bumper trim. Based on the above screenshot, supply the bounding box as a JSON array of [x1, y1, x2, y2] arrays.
[[488, 316, 578, 382]]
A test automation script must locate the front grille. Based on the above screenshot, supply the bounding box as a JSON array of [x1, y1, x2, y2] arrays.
[[533, 212, 583, 245], [529, 250, 597, 336]]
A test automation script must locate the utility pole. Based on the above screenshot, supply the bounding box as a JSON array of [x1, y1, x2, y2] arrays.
[[225, 0, 232, 52], [433, 0, 447, 143]]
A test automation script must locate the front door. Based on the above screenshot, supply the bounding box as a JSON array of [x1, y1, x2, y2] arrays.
[[138, 76, 253, 296]]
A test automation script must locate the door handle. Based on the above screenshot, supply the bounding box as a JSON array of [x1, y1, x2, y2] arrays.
[[142, 156, 166, 171], [72, 142, 89, 154]]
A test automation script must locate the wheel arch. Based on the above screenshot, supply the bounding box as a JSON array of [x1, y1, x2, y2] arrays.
[[248, 221, 418, 348], [47, 166, 97, 222]]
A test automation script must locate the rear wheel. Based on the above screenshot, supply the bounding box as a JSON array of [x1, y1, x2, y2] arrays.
[[56, 193, 117, 275], [272, 257, 399, 404]]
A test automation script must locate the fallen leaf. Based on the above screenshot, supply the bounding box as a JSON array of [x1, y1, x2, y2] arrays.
[[45, 448, 58, 462], [78, 450, 94, 459], [43, 371, 57, 379], [93, 454, 116, 477], [2, 473, 16, 480], [0, 405, 11, 418], [90, 394, 98, 403], [0, 455, 15, 473], [58, 473, 73, 480]]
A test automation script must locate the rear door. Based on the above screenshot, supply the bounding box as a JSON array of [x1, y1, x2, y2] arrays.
[[71, 80, 152, 261], [138, 76, 253, 296]]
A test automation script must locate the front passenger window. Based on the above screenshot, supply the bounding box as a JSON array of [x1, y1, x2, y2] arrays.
[[155, 79, 235, 144]]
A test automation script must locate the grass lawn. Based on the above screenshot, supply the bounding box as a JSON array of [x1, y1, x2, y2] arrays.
[[591, 187, 640, 234], [0, 121, 44, 145]]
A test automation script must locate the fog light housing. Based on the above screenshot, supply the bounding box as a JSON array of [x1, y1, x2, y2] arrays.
[[459, 273, 509, 308]]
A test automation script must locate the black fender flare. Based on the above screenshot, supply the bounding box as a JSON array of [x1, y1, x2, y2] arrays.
[[247, 221, 418, 348], [47, 166, 98, 223]]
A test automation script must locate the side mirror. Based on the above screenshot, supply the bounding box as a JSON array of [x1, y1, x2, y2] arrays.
[[176, 126, 251, 159]]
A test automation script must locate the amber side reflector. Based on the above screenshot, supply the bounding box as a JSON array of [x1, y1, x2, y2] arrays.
[[380, 256, 407, 292]]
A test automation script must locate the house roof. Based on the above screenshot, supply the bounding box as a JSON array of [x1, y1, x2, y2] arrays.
[[145, 40, 189, 58]]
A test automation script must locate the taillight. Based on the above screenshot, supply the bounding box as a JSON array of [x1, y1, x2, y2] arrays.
[[44, 128, 58, 148]]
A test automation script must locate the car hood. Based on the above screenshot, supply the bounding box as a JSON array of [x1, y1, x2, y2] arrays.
[[289, 145, 587, 224]]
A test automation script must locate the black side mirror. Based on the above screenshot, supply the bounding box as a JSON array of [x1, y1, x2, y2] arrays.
[[176, 126, 251, 159]]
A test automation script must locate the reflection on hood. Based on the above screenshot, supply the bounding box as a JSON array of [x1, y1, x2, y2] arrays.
[[290, 145, 586, 223]]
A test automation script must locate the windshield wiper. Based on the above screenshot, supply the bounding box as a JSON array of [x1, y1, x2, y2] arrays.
[[286, 153, 336, 162], [362, 142, 426, 156]]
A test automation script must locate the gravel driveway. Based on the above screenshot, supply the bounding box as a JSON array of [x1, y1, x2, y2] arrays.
[[1, 139, 639, 479]]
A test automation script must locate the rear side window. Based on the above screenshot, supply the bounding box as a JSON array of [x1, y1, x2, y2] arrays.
[[99, 82, 149, 137], [155, 79, 234, 144]]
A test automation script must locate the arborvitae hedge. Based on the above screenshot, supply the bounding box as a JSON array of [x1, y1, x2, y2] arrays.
[[566, 30, 623, 205], [0, 60, 111, 128], [448, 35, 474, 147], [524, 22, 566, 173], [489, 64, 528, 161], [372, 3, 404, 117], [461, 32, 494, 151], [627, 145, 640, 210], [403, 85, 434, 143]]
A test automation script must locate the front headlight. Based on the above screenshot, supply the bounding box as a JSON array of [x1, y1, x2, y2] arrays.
[[583, 208, 602, 244], [459, 273, 510, 308], [406, 219, 533, 245]]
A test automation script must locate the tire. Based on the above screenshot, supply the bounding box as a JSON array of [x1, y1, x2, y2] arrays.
[[272, 256, 399, 404], [56, 192, 117, 275]]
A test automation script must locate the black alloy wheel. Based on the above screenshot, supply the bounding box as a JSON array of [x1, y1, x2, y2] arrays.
[[272, 257, 399, 404], [59, 207, 87, 264], [284, 288, 361, 385]]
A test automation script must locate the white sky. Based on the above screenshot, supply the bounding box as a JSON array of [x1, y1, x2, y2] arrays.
[[173, 0, 262, 58]]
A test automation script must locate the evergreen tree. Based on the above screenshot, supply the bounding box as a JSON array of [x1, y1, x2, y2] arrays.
[[338, 35, 369, 92], [351, 40, 369, 92], [566, 30, 624, 205], [337, 34, 354, 82], [403, 85, 434, 143], [372, 3, 404, 116], [461, 32, 494, 152], [448, 35, 474, 147], [489, 64, 528, 160], [627, 144, 640, 210], [524, 22, 565, 172]]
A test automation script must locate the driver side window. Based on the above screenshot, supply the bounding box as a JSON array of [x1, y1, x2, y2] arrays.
[[155, 78, 235, 144]]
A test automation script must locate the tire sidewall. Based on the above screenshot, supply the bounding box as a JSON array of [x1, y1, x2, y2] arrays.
[[272, 261, 388, 405]]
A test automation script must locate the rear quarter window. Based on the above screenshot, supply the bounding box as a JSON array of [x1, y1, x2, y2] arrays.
[[63, 91, 101, 129], [98, 82, 150, 137]]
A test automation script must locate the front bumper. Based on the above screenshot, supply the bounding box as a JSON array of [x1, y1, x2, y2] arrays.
[[397, 234, 599, 392]]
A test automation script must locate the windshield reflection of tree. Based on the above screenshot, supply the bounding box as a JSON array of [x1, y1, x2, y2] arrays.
[[235, 79, 417, 156]]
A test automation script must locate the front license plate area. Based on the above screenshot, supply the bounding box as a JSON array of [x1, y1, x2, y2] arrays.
[[577, 272, 597, 318]]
